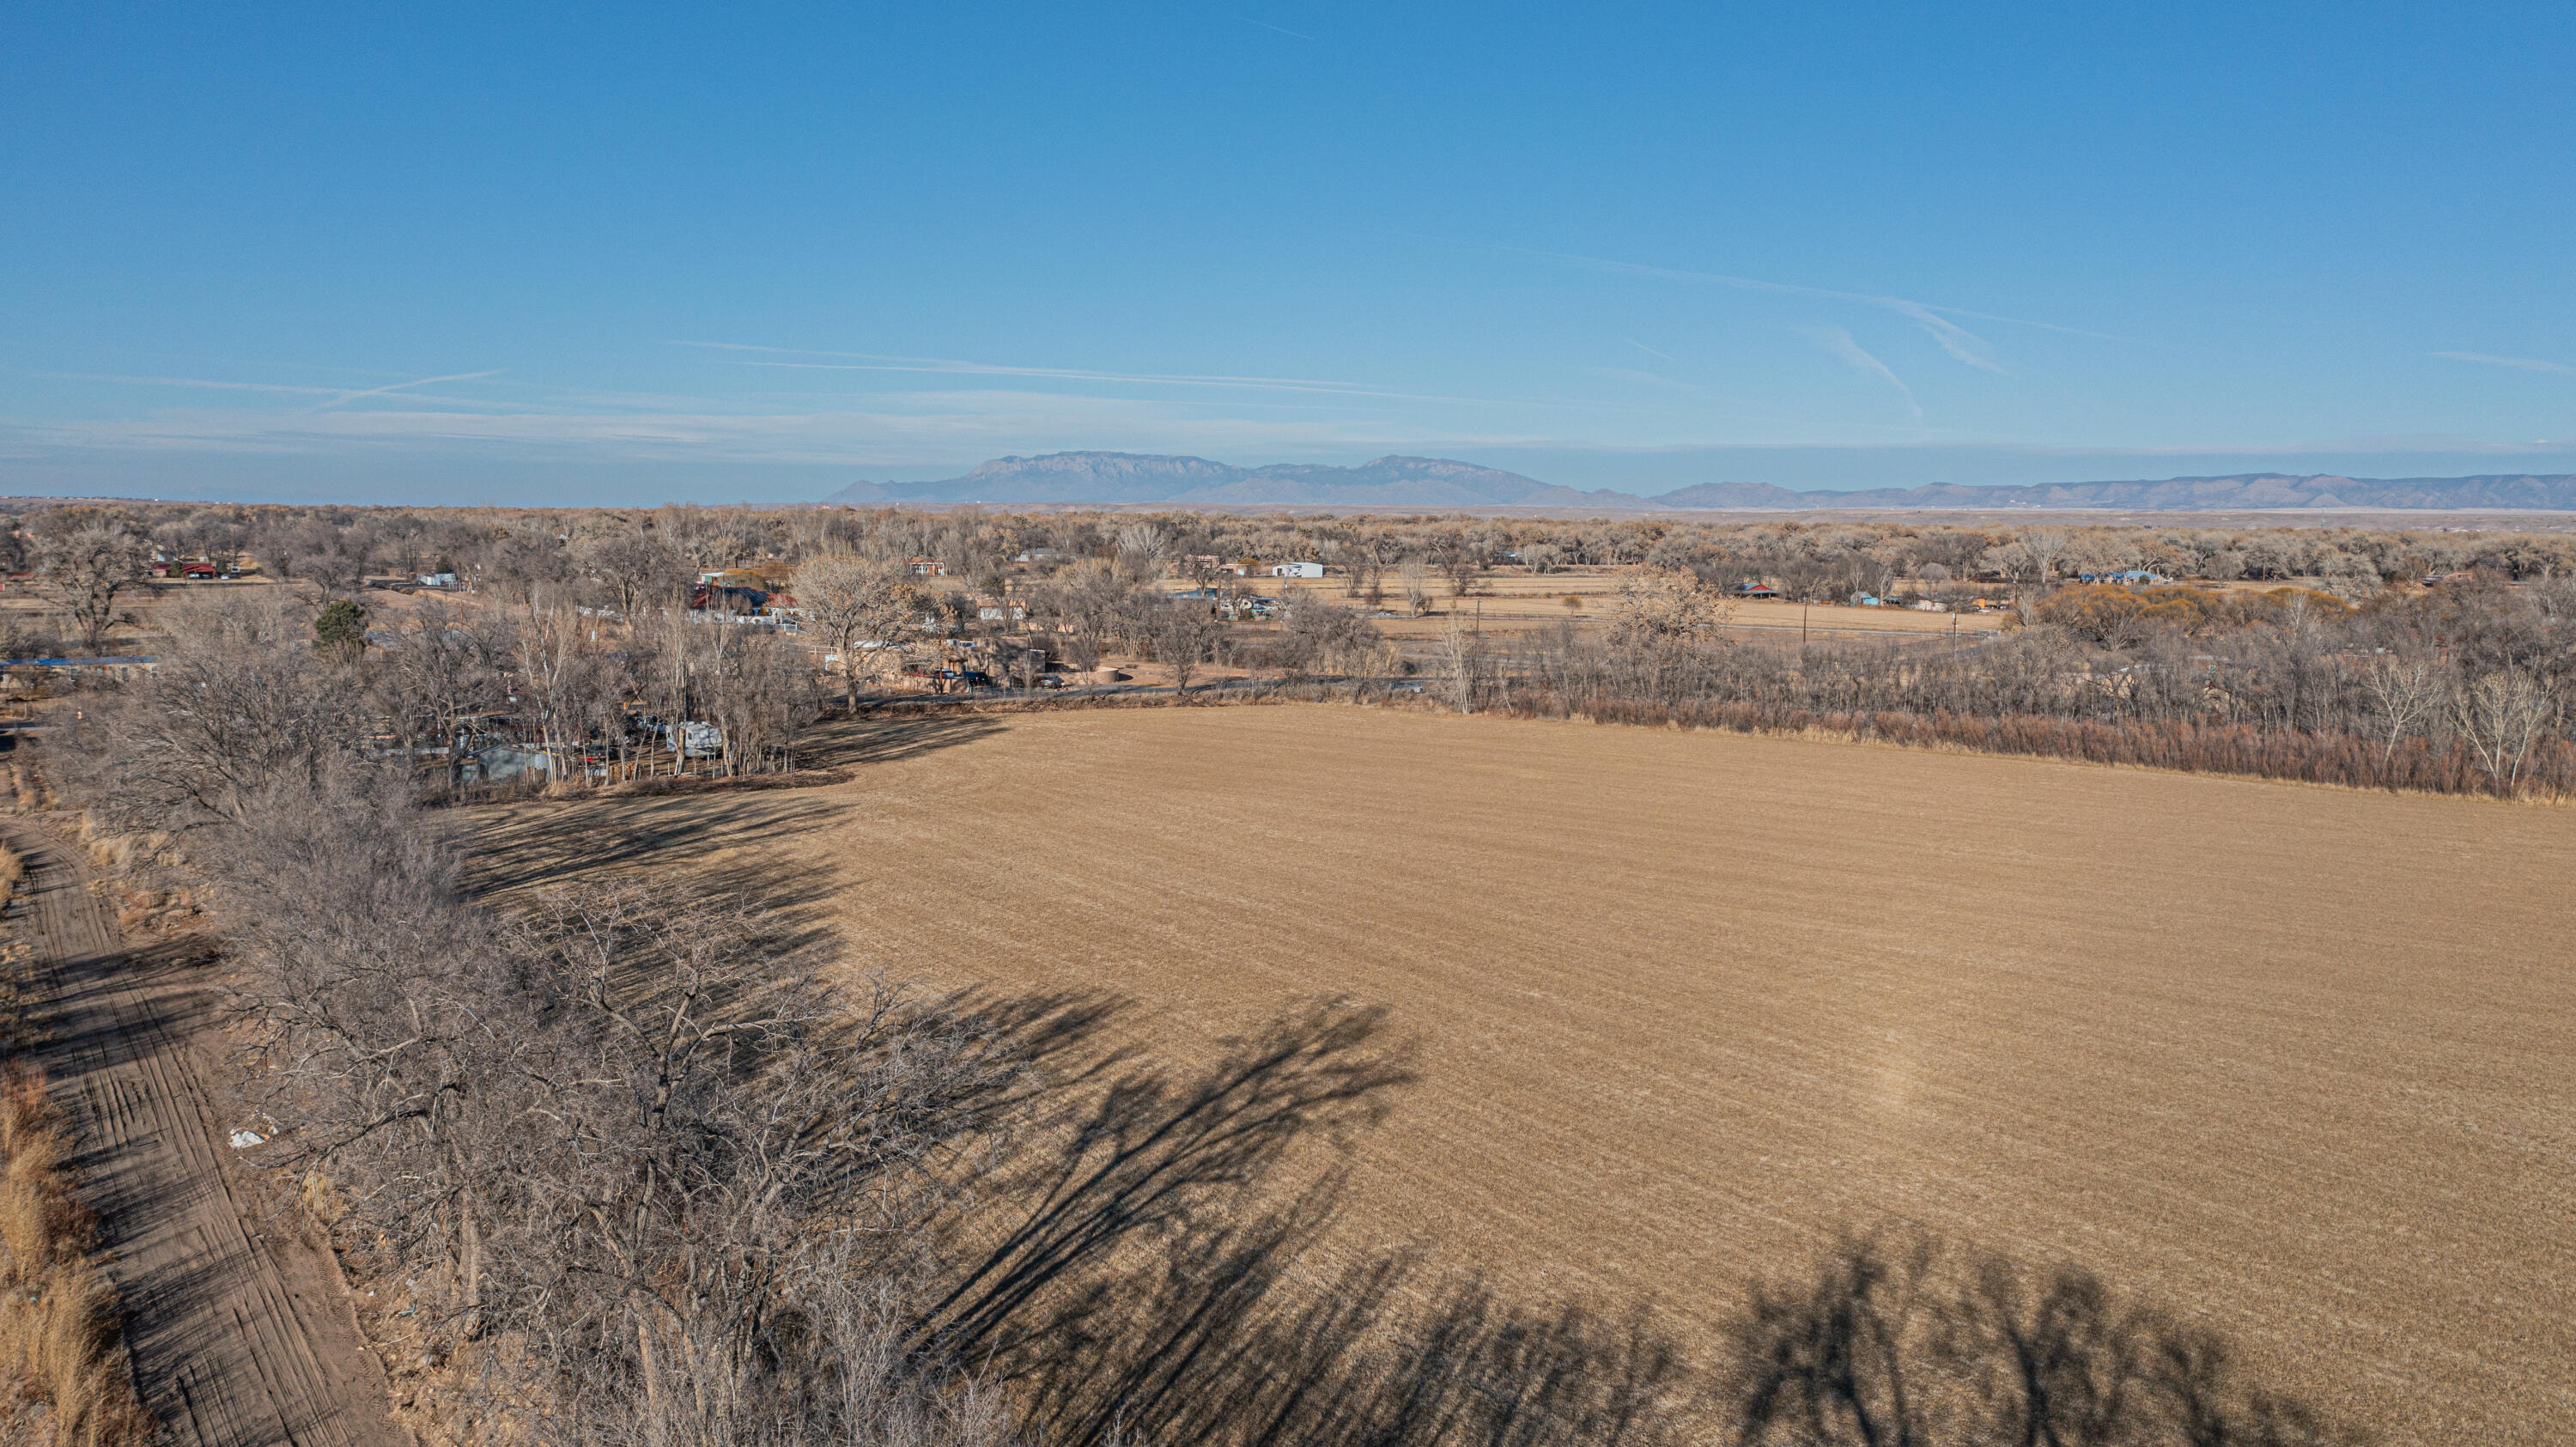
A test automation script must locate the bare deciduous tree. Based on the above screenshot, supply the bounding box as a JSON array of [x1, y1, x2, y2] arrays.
[[36, 522, 149, 653], [579, 525, 690, 623], [2363, 653, 2445, 775], [1115, 523, 1173, 581], [374, 600, 508, 781], [1152, 603, 1226, 698], [2020, 526, 2074, 586], [1400, 556, 1431, 617], [1607, 567, 1728, 646], [82, 593, 362, 830], [1436, 615, 1485, 713], [2454, 667, 2554, 791], [1433, 532, 1487, 599], [794, 554, 920, 709]]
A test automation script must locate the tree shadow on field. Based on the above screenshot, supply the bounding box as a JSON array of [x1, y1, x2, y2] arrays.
[[908, 996, 1709, 1447], [453, 714, 1003, 896], [799, 709, 1009, 769], [1719, 1229, 2369, 1447], [903, 991, 2369, 1447], [455, 788, 846, 896]]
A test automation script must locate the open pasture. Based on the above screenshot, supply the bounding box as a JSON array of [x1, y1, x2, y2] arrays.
[[471, 704, 2576, 1443]]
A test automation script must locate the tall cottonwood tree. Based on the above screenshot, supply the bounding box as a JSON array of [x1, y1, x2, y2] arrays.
[[579, 524, 690, 623], [37, 522, 150, 653], [793, 554, 919, 708]]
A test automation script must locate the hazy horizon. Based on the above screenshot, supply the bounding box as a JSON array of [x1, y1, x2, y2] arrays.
[[14, 442, 2576, 511]]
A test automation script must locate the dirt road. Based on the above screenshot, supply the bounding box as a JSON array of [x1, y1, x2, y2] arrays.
[[4, 819, 404, 1447]]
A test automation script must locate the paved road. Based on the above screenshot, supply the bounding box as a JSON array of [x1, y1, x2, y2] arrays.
[[5, 818, 405, 1447]]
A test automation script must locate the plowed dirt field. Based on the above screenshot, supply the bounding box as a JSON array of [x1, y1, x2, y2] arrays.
[[471, 704, 2576, 1443]]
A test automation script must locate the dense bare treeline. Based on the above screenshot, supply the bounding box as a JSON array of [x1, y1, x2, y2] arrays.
[[1473, 568, 2576, 798], [17, 496, 2576, 627], [43, 593, 2363, 1445], [11, 496, 2570, 796]]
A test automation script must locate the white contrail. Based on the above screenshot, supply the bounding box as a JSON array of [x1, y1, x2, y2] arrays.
[[1453, 240, 2133, 347], [38, 367, 515, 411], [308, 369, 504, 411], [1807, 325, 1923, 423], [1886, 301, 2005, 374], [2433, 350, 2576, 376], [42, 371, 346, 397]]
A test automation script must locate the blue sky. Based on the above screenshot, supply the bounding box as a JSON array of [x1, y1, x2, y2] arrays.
[[5, 2, 2575, 504]]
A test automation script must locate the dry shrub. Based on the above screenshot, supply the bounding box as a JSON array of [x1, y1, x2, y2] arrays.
[[70, 818, 173, 876], [3, 766, 46, 817], [0, 848, 20, 912], [0, 1062, 153, 1447]]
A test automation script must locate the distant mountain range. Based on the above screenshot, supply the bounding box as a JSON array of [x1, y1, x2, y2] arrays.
[[821, 453, 2576, 512]]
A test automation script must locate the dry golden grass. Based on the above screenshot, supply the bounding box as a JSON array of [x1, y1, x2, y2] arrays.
[[3, 769, 46, 818], [1216, 569, 2007, 646], [0, 1064, 152, 1447], [471, 704, 2576, 1444]]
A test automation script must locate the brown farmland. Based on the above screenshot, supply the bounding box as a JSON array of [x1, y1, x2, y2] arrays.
[[471, 705, 2576, 1443]]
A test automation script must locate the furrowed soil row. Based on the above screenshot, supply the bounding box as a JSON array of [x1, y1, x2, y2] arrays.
[[469, 705, 2576, 1444]]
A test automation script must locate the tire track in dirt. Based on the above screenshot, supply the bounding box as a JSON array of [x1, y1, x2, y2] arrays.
[[3, 819, 405, 1447]]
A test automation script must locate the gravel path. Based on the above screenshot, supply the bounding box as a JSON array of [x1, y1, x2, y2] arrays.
[[5, 818, 405, 1447]]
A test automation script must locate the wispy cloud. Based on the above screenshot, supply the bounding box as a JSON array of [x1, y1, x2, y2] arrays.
[[674, 341, 1396, 396], [1585, 366, 1708, 395], [1804, 325, 1922, 423], [1234, 15, 1315, 40], [2433, 350, 2576, 376], [670, 341, 1620, 411], [0, 386, 1577, 467]]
